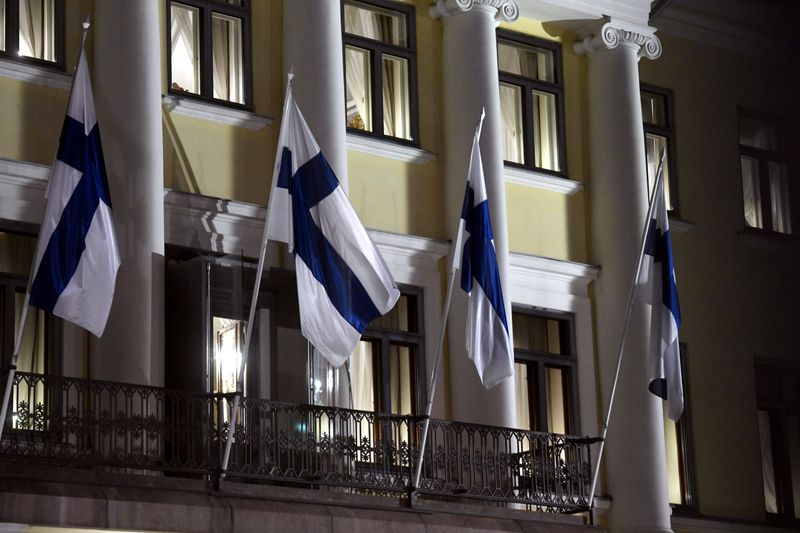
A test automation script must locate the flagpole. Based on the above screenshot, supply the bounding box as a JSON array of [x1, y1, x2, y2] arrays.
[[412, 110, 485, 491], [0, 17, 93, 443], [587, 149, 667, 510], [219, 73, 295, 480]]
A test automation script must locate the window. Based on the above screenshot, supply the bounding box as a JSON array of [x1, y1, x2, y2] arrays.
[[497, 31, 565, 174], [512, 310, 577, 434], [168, 0, 251, 106], [342, 0, 418, 143], [755, 359, 800, 520], [664, 344, 696, 510], [641, 85, 678, 212], [739, 110, 792, 234], [0, 230, 61, 429], [0, 0, 64, 67]]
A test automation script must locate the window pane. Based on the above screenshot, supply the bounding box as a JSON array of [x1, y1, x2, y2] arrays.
[[212, 318, 243, 397], [513, 313, 568, 355], [664, 416, 683, 504], [741, 156, 763, 229], [545, 366, 568, 434], [645, 134, 674, 211], [171, 3, 200, 95], [641, 92, 666, 126], [497, 39, 554, 82], [758, 410, 779, 514], [18, 0, 55, 61], [370, 293, 416, 332], [788, 414, 800, 519], [343, 1, 407, 47], [739, 116, 778, 151], [350, 340, 376, 412], [532, 89, 560, 172], [389, 344, 413, 415], [769, 162, 792, 234], [382, 54, 411, 140], [514, 362, 530, 430], [1, 0, 5, 52], [499, 82, 524, 164], [211, 13, 244, 104], [0, 231, 36, 275], [345, 45, 372, 132]]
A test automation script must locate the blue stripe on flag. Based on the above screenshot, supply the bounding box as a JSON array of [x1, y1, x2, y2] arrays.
[[644, 217, 682, 329], [460, 199, 510, 334], [277, 147, 292, 189], [290, 151, 381, 333], [30, 118, 112, 312]]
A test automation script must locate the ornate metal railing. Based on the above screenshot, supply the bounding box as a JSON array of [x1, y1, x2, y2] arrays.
[[0, 373, 592, 512]]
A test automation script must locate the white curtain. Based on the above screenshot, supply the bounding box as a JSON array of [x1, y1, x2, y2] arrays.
[[345, 46, 370, 131], [382, 56, 409, 139], [19, 0, 54, 61], [769, 162, 792, 234], [171, 4, 199, 93], [758, 410, 779, 514], [532, 90, 559, 171], [350, 341, 375, 412], [1, 1, 6, 53], [212, 14, 243, 104], [499, 83, 523, 164], [741, 156, 763, 229], [514, 363, 530, 430]]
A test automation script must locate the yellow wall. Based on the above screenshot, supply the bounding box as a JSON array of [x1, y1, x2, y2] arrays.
[[640, 32, 797, 521]]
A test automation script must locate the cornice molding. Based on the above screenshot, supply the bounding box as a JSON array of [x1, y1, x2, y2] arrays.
[[504, 165, 583, 195], [162, 95, 272, 130], [509, 252, 599, 298], [0, 57, 71, 90], [429, 0, 519, 22], [346, 133, 436, 164], [574, 17, 661, 60]]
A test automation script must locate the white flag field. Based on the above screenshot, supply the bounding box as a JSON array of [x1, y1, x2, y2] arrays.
[[265, 80, 400, 367], [636, 184, 683, 420]]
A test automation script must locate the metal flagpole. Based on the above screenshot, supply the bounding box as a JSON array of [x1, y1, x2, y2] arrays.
[[412, 110, 485, 491], [219, 73, 295, 479], [587, 149, 667, 509], [0, 16, 93, 443]]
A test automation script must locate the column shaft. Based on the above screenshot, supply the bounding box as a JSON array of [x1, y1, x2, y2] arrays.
[[283, 0, 348, 189], [91, 0, 165, 387]]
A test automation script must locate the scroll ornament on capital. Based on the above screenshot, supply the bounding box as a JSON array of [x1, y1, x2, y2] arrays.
[[573, 20, 662, 60], [429, 0, 520, 22]]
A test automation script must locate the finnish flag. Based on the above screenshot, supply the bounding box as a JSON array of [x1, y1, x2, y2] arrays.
[[266, 79, 400, 367], [28, 48, 120, 338], [637, 184, 683, 420], [452, 115, 514, 389]]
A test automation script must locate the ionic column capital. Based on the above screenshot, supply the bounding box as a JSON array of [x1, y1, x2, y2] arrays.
[[429, 0, 519, 23], [573, 17, 662, 60]]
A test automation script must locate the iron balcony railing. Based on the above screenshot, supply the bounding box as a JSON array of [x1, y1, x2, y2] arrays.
[[0, 372, 592, 512]]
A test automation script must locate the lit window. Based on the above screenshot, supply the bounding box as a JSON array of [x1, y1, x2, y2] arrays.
[[0, 0, 63, 66], [739, 111, 791, 234], [755, 360, 800, 519], [512, 311, 577, 434], [343, 0, 417, 142], [169, 0, 250, 106], [663, 344, 696, 509], [641, 86, 678, 212], [497, 31, 565, 174]]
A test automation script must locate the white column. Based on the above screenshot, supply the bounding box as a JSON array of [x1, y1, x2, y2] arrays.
[[433, 0, 518, 428], [574, 19, 670, 533], [91, 0, 165, 387], [283, 1, 348, 189]]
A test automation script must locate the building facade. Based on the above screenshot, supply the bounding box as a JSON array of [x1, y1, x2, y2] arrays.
[[0, 0, 797, 532]]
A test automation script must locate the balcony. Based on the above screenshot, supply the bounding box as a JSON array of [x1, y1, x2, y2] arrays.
[[0, 372, 595, 530]]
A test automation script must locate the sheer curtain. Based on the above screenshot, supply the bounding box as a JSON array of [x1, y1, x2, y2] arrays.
[[171, 5, 199, 93], [1, 0, 6, 52], [499, 84, 523, 163], [350, 341, 375, 412], [212, 14, 243, 104], [344, 7, 380, 131], [19, 0, 54, 61], [758, 410, 779, 514], [741, 157, 763, 229], [769, 162, 792, 234]]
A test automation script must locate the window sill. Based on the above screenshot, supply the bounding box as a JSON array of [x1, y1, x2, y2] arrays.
[[504, 165, 583, 195], [738, 228, 799, 254], [0, 56, 71, 90], [162, 94, 272, 130], [668, 216, 695, 234], [346, 133, 436, 164]]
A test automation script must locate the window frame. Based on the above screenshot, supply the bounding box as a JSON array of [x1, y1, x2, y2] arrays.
[[166, 0, 253, 109], [0, 0, 65, 70], [360, 285, 426, 416], [497, 29, 567, 177], [512, 307, 579, 435], [641, 83, 679, 214], [669, 343, 698, 514], [738, 107, 792, 236], [341, 0, 419, 147]]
